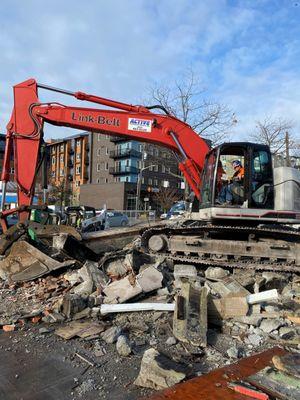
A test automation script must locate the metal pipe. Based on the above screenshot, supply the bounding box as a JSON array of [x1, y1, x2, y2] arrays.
[[37, 83, 75, 97], [169, 131, 187, 160]]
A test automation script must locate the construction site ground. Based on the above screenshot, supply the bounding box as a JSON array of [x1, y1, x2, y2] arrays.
[[0, 223, 299, 400]]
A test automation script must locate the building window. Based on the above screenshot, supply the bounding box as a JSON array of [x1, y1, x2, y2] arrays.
[[60, 155, 64, 162], [76, 166, 81, 174], [75, 181, 81, 187], [98, 133, 102, 141], [97, 163, 100, 172], [162, 165, 166, 173], [154, 165, 158, 172], [10, 167, 15, 174], [76, 140, 81, 147], [52, 157, 55, 165], [148, 178, 152, 185], [60, 168, 64, 176], [155, 149, 159, 157], [142, 177, 145, 184], [105, 162, 109, 170], [97, 148, 101, 156], [149, 165, 153, 171], [105, 178, 108, 183], [76, 153, 81, 160], [106, 135, 109, 139], [154, 179, 158, 186], [60, 144, 64, 151], [106, 147, 109, 155], [139, 144, 143, 152]]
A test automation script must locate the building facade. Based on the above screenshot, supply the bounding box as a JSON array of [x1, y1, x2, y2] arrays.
[[48, 132, 90, 204], [48, 130, 184, 210], [81, 133, 184, 210]]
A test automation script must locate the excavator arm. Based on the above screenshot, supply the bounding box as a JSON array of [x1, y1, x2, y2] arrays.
[[0, 78, 209, 229]]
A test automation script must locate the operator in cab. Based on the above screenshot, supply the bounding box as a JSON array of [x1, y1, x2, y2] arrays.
[[231, 160, 244, 181], [217, 159, 244, 205]]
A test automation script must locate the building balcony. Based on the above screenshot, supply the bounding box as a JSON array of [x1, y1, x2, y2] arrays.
[[109, 149, 142, 159], [110, 136, 130, 143], [109, 166, 139, 175]]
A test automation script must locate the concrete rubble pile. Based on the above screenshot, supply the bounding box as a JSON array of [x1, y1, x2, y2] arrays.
[[0, 228, 299, 398]]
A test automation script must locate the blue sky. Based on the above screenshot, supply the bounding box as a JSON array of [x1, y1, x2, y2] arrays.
[[0, 0, 299, 140]]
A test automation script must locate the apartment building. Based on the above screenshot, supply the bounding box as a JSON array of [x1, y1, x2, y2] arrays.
[[48, 132, 90, 204], [81, 133, 184, 210]]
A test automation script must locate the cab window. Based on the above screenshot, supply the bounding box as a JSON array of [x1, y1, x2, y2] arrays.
[[251, 150, 273, 207], [200, 151, 216, 208]]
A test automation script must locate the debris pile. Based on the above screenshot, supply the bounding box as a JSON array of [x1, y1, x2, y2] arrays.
[[0, 228, 299, 398]]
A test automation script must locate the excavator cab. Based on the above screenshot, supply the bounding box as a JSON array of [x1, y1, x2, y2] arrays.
[[199, 142, 274, 210]]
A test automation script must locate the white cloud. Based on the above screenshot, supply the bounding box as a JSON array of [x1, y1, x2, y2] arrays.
[[0, 0, 299, 144]]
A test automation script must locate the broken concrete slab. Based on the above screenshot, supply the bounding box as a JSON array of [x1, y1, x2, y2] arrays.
[[134, 348, 186, 390], [0, 241, 75, 282], [136, 266, 163, 293], [72, 261, 107, 296], [205, 267, 229, 281], [219, 294, 249, 319], [208, 276, 250, 297], [100, 326, 122, 344], [234, 315, 263, 327], [173, 282, 207, 347], [260, 318, 285, 333], [103, 274, 142, 303], [174, 264, 197, 280]]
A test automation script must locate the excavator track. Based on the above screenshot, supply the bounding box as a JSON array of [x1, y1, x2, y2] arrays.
[[140, 224, 300, 273]]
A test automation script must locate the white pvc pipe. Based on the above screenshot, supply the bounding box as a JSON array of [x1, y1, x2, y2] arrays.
[[100, 303, 175, 315], [247, 289, 278, 305]]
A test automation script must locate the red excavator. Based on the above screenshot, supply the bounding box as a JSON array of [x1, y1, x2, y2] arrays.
[[1, 78, 300, 272]]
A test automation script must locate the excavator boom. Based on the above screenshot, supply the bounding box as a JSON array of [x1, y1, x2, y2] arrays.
[[0, 78, 209, 229]]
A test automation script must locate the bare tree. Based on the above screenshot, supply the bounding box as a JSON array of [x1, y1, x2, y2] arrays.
[[153, 187, 181, 212], [148, 70, 237, 146], [250, 117, 293, 155], [48, 179, 72, 209]]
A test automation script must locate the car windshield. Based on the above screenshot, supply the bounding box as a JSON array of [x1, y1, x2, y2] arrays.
[[170, 202, 185, 212]]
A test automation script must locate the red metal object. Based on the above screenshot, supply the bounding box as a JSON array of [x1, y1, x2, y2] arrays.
[[228, 383, 269, 400], [143, 347, 286, 400], [1, 79, 209, 229]]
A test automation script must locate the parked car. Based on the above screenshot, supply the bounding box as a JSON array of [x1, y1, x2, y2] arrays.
[[166, 201, 188, 219], [107, 211, 129, 227]]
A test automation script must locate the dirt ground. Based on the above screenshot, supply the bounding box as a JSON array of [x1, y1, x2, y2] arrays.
[[0, 324, 152, 400]]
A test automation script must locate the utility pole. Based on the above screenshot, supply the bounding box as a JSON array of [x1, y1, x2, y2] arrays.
[[285, 131, 291, 167]]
